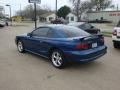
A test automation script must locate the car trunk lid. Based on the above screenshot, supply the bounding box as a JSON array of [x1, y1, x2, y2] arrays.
[[73, 34, 104, 50]]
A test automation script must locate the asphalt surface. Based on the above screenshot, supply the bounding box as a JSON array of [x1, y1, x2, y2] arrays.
[[0, 23, 120, 90]]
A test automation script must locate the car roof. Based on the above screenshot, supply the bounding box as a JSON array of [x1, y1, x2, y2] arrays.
[[38, 24, 71, 28], [68, 22, 86, 26]]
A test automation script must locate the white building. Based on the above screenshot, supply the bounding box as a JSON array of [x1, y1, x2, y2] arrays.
[[39, 13, 56, 23], [66, 13, 77, 22], [39, 12, 77, 23], [46, 13, 56, 22], [87, 11, 120, 23]]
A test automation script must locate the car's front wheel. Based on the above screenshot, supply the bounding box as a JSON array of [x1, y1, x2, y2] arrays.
[[51, 49, 66, 69], [17, 41, 25, 53]]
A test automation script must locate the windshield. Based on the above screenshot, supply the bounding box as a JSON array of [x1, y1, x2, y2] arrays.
[[56, 26, 90, 38]]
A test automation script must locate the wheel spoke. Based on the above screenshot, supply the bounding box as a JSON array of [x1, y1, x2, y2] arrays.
[[53, 55, 57, 59], [18, 42, 23, 52], [57, 59, 62, 65]]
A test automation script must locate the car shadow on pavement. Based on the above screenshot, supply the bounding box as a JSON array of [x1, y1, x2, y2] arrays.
[[27, 51, 103, 70], [15, 49, 104, 71], [65, 61, 103, 70], [26, 51, 51, 62]]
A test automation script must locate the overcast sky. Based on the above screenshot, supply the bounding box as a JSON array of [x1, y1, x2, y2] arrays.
[[0, 0, 72, 16], [0, 0, 120, 16]]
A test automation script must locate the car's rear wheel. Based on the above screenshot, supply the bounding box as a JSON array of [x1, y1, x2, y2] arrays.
[[17, 41, 25, 53], [113, 42, 120, 48], [50, 49, 66, 69]]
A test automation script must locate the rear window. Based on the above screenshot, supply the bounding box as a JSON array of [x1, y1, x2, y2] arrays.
[[56, 26, 90, 38], [117, 21, 120, 27], [79, 23, 92, 30]]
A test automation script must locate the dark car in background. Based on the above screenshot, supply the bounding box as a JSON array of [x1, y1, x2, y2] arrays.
[[88, 19, 112, 23], [51, 18, 68, 24], [68, 22, 101, 34], [15, 25, 107, 69]]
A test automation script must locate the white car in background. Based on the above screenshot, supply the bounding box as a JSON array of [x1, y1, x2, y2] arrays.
[[112, 21, 120, 48], [0, 19, 6, 27]]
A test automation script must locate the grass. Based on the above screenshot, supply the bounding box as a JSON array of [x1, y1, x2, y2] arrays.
[[101, 32, 112, 37]]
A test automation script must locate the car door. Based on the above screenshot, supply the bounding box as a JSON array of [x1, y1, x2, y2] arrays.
[[23, 27, 50, 55], [38, 28, 55, 57]]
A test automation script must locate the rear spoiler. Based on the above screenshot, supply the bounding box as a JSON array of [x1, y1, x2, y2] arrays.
[[73, 34, 103, 41]]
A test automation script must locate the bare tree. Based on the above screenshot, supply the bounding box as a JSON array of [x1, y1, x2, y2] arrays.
[[91, 0, 113, 11], [70, 0, 80, 21], [41, 4, 52, 12], [70, 0, 92, 21], [16, 4, 52, 20]]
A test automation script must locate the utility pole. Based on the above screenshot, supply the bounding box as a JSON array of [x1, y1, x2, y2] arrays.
[[6, 4, 12, 25], [34, 3, 37, 29], [20, 4, 22, 17], [55, 0, 57, 20], [28, 0, 41, 29], [117, 4, 119, 11]]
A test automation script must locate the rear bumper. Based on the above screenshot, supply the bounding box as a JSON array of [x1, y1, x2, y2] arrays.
[[112, 36, 120, 42], [113, 40, 120, 44], [112, 35, 120, 44], [64, 46, 107, 62]]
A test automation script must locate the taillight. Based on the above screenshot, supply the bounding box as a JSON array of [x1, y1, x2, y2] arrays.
[[113, 30, 117, 36], [100, 36, 104, 44], [75, 43, 88, 50]]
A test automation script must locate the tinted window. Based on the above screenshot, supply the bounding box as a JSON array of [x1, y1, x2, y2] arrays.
[[79, 23, 92, 30], [49, 17, 53, 21], [32, 27, 49, 37], [71, 17, 74, 21], [56, 26, 90, 38]]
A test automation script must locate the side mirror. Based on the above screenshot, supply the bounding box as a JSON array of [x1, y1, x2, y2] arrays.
[[27, 33, 32, 37]]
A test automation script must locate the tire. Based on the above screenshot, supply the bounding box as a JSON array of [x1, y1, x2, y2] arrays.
[[113, 42, 120, 48], [17, 40, 25, 53], [50, 49, 66, 69]]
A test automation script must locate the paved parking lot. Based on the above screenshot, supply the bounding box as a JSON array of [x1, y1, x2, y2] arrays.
[[0, 23, 120, 90]]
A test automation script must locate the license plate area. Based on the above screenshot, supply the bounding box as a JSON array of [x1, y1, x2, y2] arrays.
[[92, 43, 97, 48]]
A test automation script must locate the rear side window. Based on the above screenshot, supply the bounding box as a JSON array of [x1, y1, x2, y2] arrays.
[[117, 21, 120, 27], [56, 26, 90, 38], [79, 23, 92, 30]]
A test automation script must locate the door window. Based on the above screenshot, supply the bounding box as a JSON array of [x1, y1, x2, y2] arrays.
[[32, 27, 50, 37]]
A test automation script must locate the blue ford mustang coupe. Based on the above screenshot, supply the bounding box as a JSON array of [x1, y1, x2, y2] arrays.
[[15, 25, 107, 68]]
